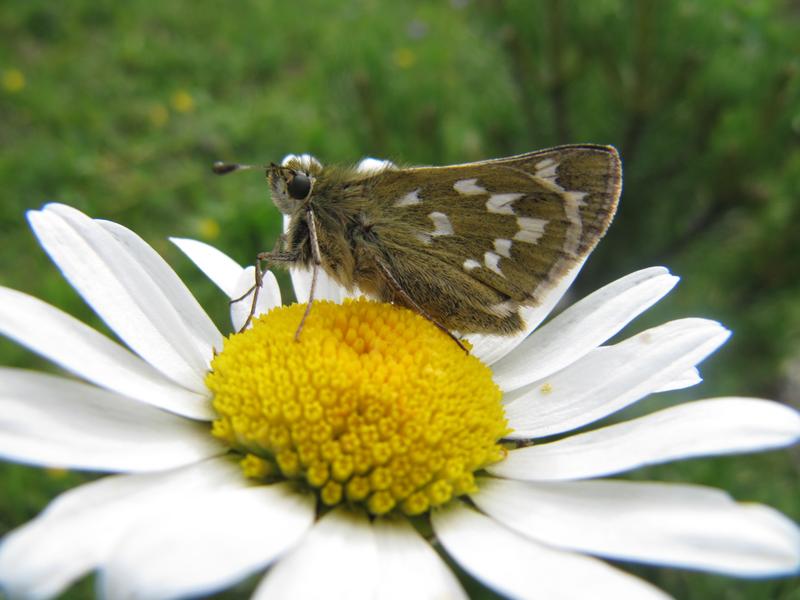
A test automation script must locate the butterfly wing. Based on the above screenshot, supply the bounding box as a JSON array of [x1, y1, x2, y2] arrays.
[[361, 145, 621, 334]]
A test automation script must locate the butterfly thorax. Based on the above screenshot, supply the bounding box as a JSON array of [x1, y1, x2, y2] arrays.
[[284, 167, 386, 292]]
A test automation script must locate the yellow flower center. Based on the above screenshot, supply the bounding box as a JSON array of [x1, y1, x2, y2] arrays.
[[207, 299, 509, 516]]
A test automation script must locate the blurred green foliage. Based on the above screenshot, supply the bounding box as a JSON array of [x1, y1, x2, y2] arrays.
[[1, 0, 798, 598]]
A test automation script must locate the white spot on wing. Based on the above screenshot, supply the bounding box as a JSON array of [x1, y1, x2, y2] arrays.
[[453, 178, 486, 195], [416, 232, 432, 245], [530, 158, 565, 193], [534, 158, 556, 170], [562, 191, 587, 254], [395, 189, 422, 207], [428, 212, 454, 237], [494, 238, 512, 258], [565, 191, 588, 203], [463, 258, 481, 271], [486, 193, 523, 215], [534, 158, 559, 184], [514, 218, 548, 244], [484, 251, 504, 277]]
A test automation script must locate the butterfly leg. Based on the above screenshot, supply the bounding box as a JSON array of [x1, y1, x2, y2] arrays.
[[232, 236, 298, 333], [294, 207, 321, 341], [375, 259, 469, 353], [231, 257, 265, 333]]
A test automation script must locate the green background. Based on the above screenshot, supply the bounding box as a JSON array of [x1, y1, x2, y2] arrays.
[[1, 1, 798, 598]]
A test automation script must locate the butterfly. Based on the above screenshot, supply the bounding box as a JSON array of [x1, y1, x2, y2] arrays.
[[215, 145, 621, 345]]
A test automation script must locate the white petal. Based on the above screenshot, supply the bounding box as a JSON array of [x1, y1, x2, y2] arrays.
[[504, 318, 730, 438], [356, 158, 396, 173], [0, 368, 223, 471], [492, 398, 800, 480], [289, 265, 358, 303], [170, 237, 245, 298], [491, 268, 678, 391], [467, 257, 587, 365], [432, 504, 670, 600], [473, 478, 800, 577], [28, 205, 209, 393], [372, 518, 467, 600], [0, 458, 243, 599], [254, 509, 379, 600], [0, 287, 213, 420], [653, 367, 702, 392], [101, 483, 314, 600], [230, 267, 281, 332], [283, 215, 358, 303], [98, 220, 223, 354]]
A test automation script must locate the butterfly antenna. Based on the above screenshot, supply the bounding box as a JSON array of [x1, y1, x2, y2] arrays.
[[212, 161, 257, 175]]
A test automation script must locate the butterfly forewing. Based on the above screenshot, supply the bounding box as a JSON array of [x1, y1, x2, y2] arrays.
[[361, 145, 621, 333]]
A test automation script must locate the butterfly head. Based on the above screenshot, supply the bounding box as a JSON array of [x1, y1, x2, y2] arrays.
[[267, 154, 323, 214]]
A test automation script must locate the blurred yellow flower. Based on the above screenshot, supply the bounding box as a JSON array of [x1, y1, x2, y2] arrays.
[[171, 90, 195, 113], [45, 467, 69, 479], [392, 47, 416, 69], [2, 68, 26, 93], [197, 216, 220, 240]]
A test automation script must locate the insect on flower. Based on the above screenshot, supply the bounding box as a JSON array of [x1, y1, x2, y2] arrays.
[[214, 145, 621, 346]]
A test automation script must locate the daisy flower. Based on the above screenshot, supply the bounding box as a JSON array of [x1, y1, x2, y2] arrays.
[[0, 202, 798, 600]]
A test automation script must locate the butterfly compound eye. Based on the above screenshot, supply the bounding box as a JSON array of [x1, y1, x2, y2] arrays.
[[287, 173, 312, 200]]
